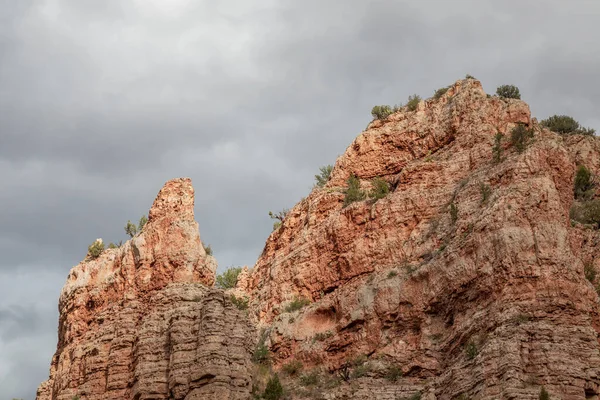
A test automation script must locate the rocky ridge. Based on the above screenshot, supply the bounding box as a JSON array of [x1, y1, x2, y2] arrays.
[[37, 178, 256, 400], [240, 79, 600, 399], [38, 79, 600, 400]]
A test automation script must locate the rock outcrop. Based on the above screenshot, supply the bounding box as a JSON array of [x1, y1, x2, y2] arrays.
[[37, 178, 255, 400], [242, 79, 600, 399], [39, 80, 600, 400]]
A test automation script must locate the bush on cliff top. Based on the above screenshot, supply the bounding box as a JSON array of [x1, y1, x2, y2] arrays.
[[433, 86, 449, 99], [496, 84, 521, 99], [541, 114, 596, 136], [406, 94, 421, 111], [314, 165, 333, 188], [87, 240, 105, 259], [371, 105, 393, 120], [216, 266, 242, 289]]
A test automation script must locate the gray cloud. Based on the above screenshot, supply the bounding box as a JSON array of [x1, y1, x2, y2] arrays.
[[1, 0, 599, 397]]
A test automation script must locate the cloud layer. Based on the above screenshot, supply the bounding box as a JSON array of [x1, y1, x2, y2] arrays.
[[1, 0, 599, 397]]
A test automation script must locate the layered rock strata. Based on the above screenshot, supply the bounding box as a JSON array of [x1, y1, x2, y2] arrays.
[[37, 178, 255, 400], [243, 80, 600, 399]]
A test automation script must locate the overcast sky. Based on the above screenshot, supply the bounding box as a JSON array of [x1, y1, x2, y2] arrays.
[[1, 0, 599, 397]]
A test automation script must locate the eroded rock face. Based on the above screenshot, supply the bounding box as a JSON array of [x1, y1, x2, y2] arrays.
[[39, 81, 600, 400], [243, 80, 600, 399], [37, 178, 255, 400]]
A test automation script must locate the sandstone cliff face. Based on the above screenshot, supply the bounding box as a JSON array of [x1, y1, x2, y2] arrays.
[[37, 178, 255, 400], [39, 80, 600, 400], [242, 80, 600, 399]]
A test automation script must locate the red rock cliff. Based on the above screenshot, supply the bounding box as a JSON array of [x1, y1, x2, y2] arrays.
[[242, 79, 600, 399], [37, 178, 255, 400]]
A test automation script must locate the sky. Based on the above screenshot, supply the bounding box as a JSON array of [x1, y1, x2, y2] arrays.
[[1, 0, 599, 397]]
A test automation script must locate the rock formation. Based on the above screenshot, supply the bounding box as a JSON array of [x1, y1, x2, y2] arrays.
[[241, 79, 600, 399], [39, 79, 600, 400], [37, 178, 255, 400]]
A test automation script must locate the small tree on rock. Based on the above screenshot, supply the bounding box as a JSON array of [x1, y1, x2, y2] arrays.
[[574, 165, 595, 200], [138, 215, 148, 232], [344, 175, 366, 207], [263, 374, 283, 400], [124, 220, 137, 238], [314, 165, 333, 188], [88, 239, 105, 259], [496, 85, 521, 99], [406, 94, 421, 111], [370, 177, 390, 200], [541, 115, 596, 136], [371, 105, 393, 120], [216, 266, 243, 289]]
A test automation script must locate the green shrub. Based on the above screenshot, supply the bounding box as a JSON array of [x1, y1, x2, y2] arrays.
[[314, 165, 333, 188], [479, 183, 491, 205], [492, 133, 504, 163], [138, 215, 148, 231], [584, 263, 597, 283], [387, 270, 398, 279], [230, 294, 249, 310], [124, 220, 137, 238], [385, 365, 403, 382], [574, 165, 595, 200], [284, 297, 310, 313], [465, 74, 476, 79], [570, 200, 600, 228], [371, 105, 393, 120], [299, 370, 320, 386], [344, 175, 366, 207], [272, 221, 282, 231], [203, 241, 213, 256], [406, 94, 421, 111], [263, 374, 283, 400], [433, 87, 449, 99], [465, 341, 478, 359], [216, 266, 242, 289], [450, 202, 458, 224], [252, 341, 270, 365], [539, 386, 549, 400], [510, 124, 534, 153], [282, 360, 303, 376], [540, 115, 596, 136], [351, 363, 370, 379], [88, 240, 105, 259], [351, 354, 367, 366], [108, 242, 119, 249], [370, 177, 390, 200], [496, 85, 521, 99]]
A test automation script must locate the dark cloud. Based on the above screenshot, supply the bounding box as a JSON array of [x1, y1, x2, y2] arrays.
[[1, 0, 599, 397]]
